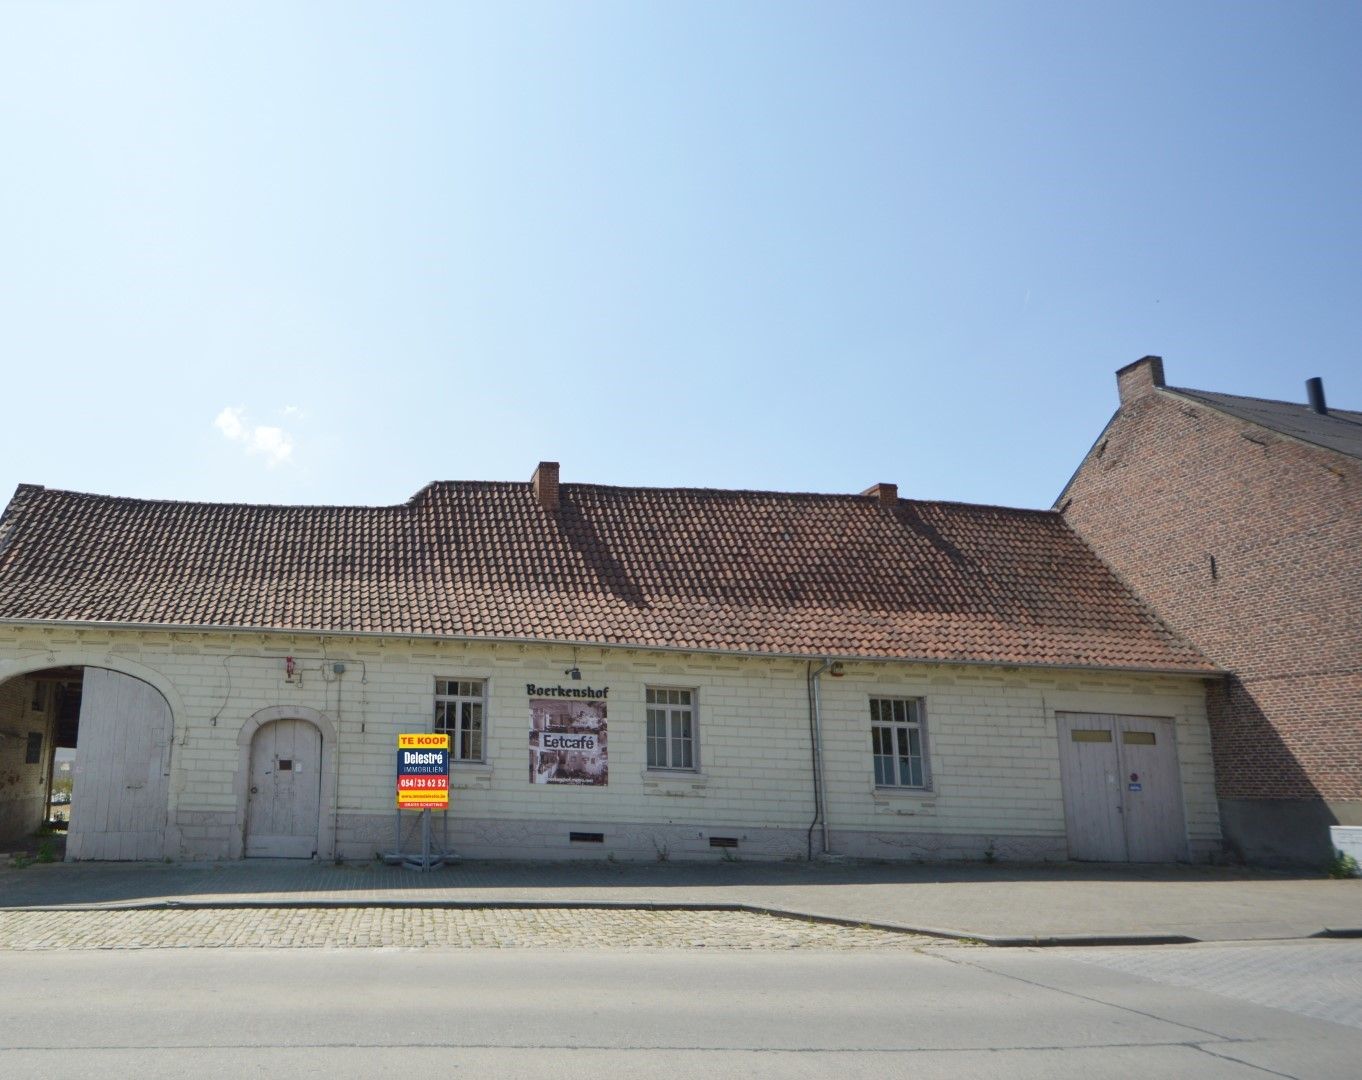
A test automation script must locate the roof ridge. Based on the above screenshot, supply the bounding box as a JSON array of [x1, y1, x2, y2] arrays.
[[21, 480, 1064, 519], [22, 487, 415, 513], [24, 479, 1062, 517], [1168, 385, 1362, 420], [425, 479, 1060, 515]]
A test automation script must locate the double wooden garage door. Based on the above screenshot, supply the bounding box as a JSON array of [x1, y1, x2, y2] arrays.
[[1056, 712, 1187, 862]]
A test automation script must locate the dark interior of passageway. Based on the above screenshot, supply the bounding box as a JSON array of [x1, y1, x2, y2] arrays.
[[0, 667, 83, 859]]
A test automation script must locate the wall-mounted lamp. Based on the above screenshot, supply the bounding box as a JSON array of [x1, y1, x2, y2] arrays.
[[829, 662, 845, 678], [564, 666, 582, 681]]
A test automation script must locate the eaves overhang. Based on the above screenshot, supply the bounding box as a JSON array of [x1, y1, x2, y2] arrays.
[[0, 616, 1226, 679]]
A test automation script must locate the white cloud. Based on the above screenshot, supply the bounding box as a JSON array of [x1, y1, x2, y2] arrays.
[[213, 406, 245, 442], [248, 425, 294, 464], [213, 406, 295, 467]]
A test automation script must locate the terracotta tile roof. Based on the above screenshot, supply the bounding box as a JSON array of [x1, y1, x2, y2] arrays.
[[0, 479, 1214, 672]]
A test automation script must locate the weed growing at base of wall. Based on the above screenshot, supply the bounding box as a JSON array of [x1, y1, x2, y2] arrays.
[[1326, 850, 1360, 879]]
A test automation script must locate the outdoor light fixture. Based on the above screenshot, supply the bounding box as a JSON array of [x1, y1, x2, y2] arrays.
[[565, 666, 582, 681], [829, 662, 845, 677]]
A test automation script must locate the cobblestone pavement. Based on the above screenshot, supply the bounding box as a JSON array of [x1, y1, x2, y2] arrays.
[[0, 907, 933, 951], [1067, 940, 1362, 1031]]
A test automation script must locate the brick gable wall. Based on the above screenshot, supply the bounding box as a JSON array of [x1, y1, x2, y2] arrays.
[[1061, 388, 1362, 803]]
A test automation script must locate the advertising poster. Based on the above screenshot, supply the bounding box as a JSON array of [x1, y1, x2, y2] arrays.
[[529, 698, 608, 785]]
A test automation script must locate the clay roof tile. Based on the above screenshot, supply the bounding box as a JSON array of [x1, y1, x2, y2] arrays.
[[0, 481, 1214, 672]]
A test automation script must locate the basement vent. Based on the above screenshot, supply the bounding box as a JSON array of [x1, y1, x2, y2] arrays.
[[569, 831, 604, 844], [708, 836, 739, 849]]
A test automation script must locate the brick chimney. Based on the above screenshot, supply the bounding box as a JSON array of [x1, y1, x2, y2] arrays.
[[861, 482, 898, 508], [531, 461, 560, 511], [1116, 356, 1166, 405]]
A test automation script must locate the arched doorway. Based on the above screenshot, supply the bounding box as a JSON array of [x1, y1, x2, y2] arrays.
[[0, 667, 75, 853], [0, 654, 184, 861], [244, 718, 324, 858]]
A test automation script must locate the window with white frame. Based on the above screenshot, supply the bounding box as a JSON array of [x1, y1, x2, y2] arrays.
[[871, 697, 928, 788], [646, 688, 697, 771], [435, 678, 486, 762]]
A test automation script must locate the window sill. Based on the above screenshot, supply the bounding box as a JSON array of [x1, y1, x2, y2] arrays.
[[450, 761, 492, 789], [642, 769, 709, 796], [871, 786, 936, 815]]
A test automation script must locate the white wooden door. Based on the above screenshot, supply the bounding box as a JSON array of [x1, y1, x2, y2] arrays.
[[245, 719, 322, 858], [1118, 716, 1187, 862], [1057, 714, 1126, 861], [1056, 712, 1187, 862], [66, 668, 172, 861]]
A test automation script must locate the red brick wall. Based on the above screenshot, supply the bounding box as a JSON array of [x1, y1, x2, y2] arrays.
[[1061, 388, 1362, 801]]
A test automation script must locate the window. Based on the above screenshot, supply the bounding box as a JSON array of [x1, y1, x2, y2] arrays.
[[435, 678, 486, 762], [871, 697, 928, 788], [25, 732, 43, 765], [646, 688, 696, 770]]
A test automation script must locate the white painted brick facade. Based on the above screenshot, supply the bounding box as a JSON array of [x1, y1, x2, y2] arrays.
[[0, 626, 1222, 862]]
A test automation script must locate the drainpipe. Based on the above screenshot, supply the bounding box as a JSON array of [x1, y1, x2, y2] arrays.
[[332, 665, 343, 863], [805, 660, 833, 858]]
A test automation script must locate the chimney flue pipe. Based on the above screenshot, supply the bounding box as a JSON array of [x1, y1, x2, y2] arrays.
[[1306, 377, 1328, 415]]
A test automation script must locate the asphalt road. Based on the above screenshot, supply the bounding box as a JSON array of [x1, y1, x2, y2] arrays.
[[3, 944, 1360, 1079]]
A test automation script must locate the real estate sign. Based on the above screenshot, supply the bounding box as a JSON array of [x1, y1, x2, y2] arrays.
[[396, 732, 450, 809]]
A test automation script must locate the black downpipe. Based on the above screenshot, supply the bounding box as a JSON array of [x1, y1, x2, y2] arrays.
[[805, 660, 821, 860]]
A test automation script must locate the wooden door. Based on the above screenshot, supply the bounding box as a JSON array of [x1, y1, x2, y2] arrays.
[[245, 719, 321, 858], [66, 668, 172, 861], [1056, 713, 1126, 861], [1056, 712, 1187, 862], [1118, 716, 1187, 862]]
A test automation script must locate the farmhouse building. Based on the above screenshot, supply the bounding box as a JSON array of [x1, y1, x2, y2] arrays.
[[1, 462, 1221, 863], [1059, 358, 1362, 865]]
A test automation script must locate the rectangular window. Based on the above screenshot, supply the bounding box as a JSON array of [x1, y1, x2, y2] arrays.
[[871, 697, 928, 789], [435, 678, 487, 762], [646, 687, 696, 771], [25, 732, 43, 765]]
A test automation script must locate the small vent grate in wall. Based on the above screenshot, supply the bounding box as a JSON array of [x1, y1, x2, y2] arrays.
[[708, 836, 739, 849], [569, 832, 604, 844]]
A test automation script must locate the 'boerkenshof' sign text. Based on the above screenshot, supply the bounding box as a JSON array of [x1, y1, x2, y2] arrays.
[[525, 684, 609, 699]]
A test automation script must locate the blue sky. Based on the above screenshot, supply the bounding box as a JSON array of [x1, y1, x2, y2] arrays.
[[1, 2, 1358, 511]]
